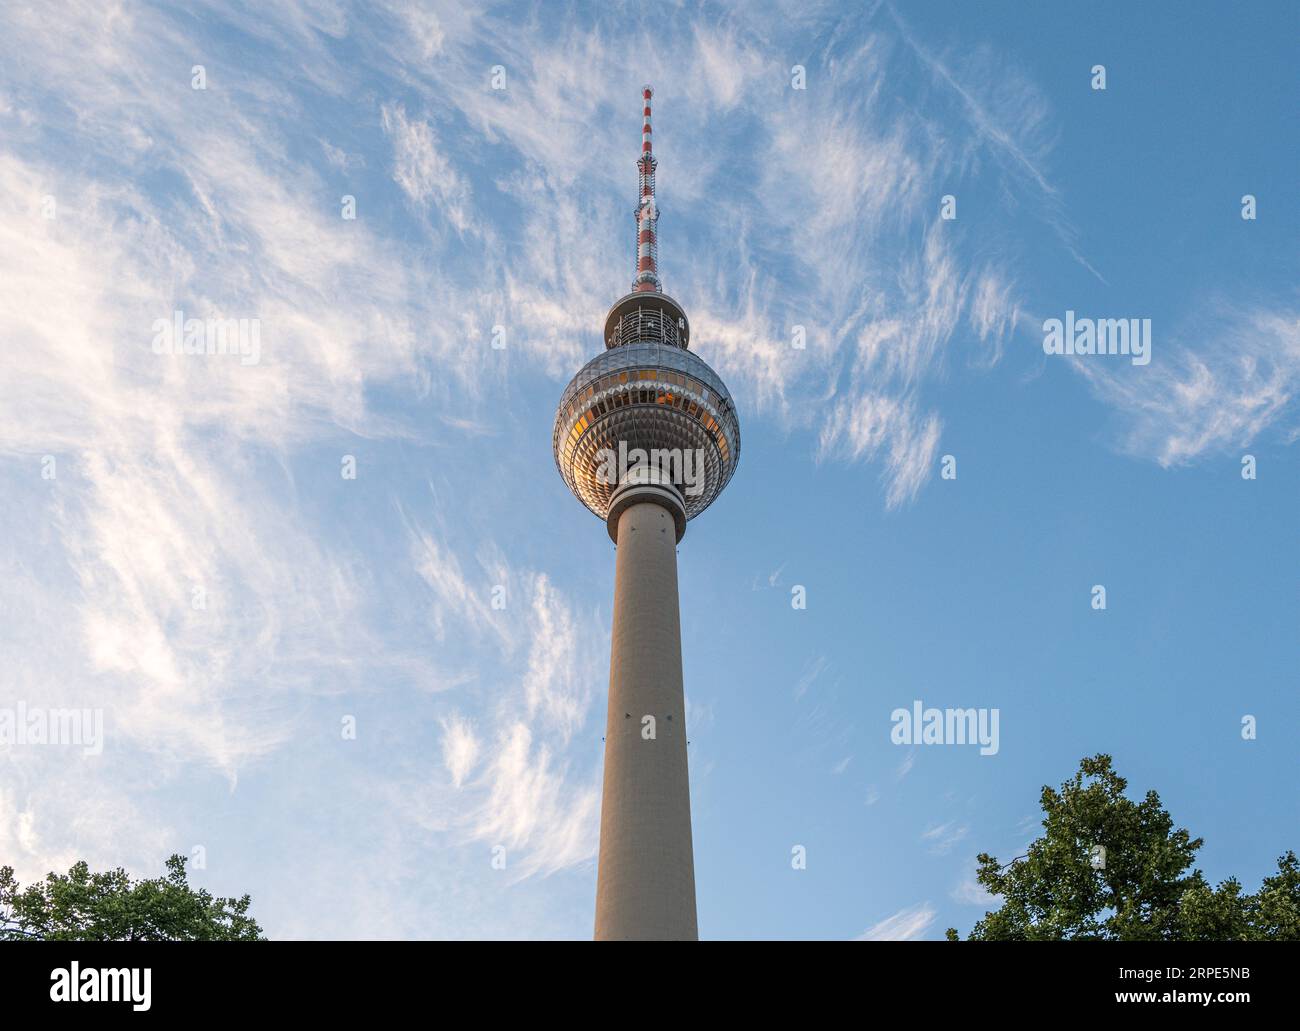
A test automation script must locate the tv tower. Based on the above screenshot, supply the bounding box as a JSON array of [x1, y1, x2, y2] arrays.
[[552, 86, 741, 940]]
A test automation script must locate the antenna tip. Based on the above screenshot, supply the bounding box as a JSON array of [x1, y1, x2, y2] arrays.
[[642, 85, 653, 98]]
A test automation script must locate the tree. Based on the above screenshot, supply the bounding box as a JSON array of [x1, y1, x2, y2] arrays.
[[0, 854, 264, 941], [945, 754, 1299, 941]]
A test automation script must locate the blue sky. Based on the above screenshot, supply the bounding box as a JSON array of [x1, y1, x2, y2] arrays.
[[0, 0, 1295, 939]]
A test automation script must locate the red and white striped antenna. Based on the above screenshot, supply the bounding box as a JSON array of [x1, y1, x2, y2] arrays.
[[633, 85, 660, 293]]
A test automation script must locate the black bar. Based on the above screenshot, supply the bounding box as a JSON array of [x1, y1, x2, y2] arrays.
[[1, 942, 1280, 1017]]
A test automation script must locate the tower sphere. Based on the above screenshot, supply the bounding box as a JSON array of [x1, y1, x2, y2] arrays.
[[552, 290, 741, 541]]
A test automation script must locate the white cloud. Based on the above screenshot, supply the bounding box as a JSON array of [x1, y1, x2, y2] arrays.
[[794, 656, 829, 702], [320, 138, 362, 172], [689, 25, 769, 112], [0, 1, 513, 909], [412, 527, 510, 646], [380, 103, 476, 233], [969, 270, 1021, 366], [520, 574, 593, 743], [951, 871, 998, 906], [1078, 307, 1300, 465], [440, 714, 481, 788], [472, 721, 599, 880], [819, 392, 942, 509], [0, 186, 380, 771], [855, 902, 937, 941], [409, 523, 603, 880], [886, 5, 1102, 281], [921, 821, 970, 856]]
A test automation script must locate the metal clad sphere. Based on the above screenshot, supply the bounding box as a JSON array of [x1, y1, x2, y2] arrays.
[[553, 342, 741, 524]]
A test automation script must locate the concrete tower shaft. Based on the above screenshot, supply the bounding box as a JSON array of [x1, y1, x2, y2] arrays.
[[595, 499, 697, 940]]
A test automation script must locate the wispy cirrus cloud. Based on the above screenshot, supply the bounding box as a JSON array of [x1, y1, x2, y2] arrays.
[[410, 521, 603, 880], [885, 2, 1103, 283], [440, 714, 481, 788], [381, 103, 478, 234], [951, 869, 999, 906], [921, 820, 970, 856], [855, 901, 937, 940], [819, 392, 942, 509], [1077, 305, 1300, 465], [0, 0, 497, 902]]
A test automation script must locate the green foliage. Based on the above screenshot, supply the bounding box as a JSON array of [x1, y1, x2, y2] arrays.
[[946, 755, 1298, 941], [0, 854, 264, 941]]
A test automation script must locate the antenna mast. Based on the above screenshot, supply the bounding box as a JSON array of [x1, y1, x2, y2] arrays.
[[634, 85, 660, 293]]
